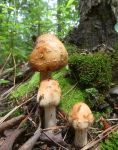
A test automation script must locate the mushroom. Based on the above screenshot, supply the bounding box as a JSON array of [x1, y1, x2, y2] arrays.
[[37, 79, 61, 128], [69, 102, 94, 148], [29, 33, 68, 81], [29, 34, 68, 128]]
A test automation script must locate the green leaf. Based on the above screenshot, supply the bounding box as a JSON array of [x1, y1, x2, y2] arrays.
[[0, 79, 10, 84], [8, 6, 14, 10], [66, 0, 75, 8]]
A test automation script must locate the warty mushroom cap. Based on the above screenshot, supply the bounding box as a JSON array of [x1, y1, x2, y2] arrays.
[[37, 79, 61, 107], [29, 34, 68, 72], [69, 102, 94, 130]]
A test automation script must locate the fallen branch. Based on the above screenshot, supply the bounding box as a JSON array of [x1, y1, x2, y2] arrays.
[[40, 130, 69, 150], [0, 86, 15, 100], [107, 118, 118, 121], [81, 124, 118, 150], [18, 123, 41, 150], [42, 125, 67, 131], [0, 115, 25, 133], [0, 128, 25, 150], [18, 124, 68, 150]]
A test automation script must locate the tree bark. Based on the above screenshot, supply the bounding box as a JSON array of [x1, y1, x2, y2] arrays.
[[66, 0, 118, 49]]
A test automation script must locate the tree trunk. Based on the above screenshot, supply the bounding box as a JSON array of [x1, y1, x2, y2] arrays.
[[66, 0, 118, 49]]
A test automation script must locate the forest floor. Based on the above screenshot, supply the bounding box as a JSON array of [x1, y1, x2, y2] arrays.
[[0, 62, 118, 150]]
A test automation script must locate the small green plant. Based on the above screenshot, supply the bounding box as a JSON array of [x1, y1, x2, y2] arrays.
[[85, 87, 99, 108], [0, 79, 10, 84], [69, 52, 112, 89], [85, 88, 98, 98], [101, 132, 118, 150]]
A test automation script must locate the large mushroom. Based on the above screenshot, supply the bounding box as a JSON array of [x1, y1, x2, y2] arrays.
[[29, 34, 68, 128], [29, 33, 68, 80], [69, 102, 94, 148]]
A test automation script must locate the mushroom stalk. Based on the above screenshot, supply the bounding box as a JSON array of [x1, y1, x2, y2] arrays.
[[69, 102, 94, 148], [74, 128, 87, 147], [44, 106, 56, 128], [40, 72, 51, 81]]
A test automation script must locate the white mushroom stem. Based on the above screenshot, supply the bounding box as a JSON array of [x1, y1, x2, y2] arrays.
[[40, 71, 51, 81], [44, 106, 56, 128], [74, 128, 87, 148]]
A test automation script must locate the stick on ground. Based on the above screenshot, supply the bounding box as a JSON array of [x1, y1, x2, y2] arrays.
[[18, 124, 41, 150], [0, 115, 25, 133], [0, 128, 25, 150]]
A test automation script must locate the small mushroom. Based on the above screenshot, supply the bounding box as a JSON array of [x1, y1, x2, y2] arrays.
[[37, 79, 61, 128], [69, 102, 94, 148], [29, 33, 68, 80]]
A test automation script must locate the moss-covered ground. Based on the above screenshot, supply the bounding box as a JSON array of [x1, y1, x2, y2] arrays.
[[10, 68, 85, 113], [3, 68, 118, 149]]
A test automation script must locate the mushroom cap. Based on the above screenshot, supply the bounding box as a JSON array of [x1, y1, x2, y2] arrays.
[[29, 34, 68, 72], [37, 79, 61, 107], [69, 102, 94, 130]]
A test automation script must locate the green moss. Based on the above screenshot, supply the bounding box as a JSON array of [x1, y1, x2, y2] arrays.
[[113, 42, 118, 50], [69, 52, 112, 89], [60, 88, 85, 113], [112, 42, 118, 66], [64, 43, 79, 54], [54, 70, 85, 113], [101, 132, 118, 150], [9, 68, 85, 113], [10, 72, 40, 100], [10, 70, 66, 101]]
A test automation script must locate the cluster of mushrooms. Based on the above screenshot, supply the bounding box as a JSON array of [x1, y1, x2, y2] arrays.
[[29, 34, 94, 148]]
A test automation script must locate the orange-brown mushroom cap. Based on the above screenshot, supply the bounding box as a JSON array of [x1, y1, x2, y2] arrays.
[[69, 102, 94, 130], [29, 34, 68, 72], [37, 79, 61, 107]]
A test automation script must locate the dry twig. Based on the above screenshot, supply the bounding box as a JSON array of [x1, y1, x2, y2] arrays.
[[0, 53, 11, 76], [0, 115, 25, 133], [41, 130, 69, 150], [18, 123, 41, 150], [81, 124, 118, 150], [0, 128, 25, 150]]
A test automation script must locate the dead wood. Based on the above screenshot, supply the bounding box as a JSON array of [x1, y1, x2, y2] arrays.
[[18, 124, 41, 150], [0, 115, 25, 133], [0, 128, 25, 150], [0, 62, 31, 80], [19, 124, 69, 150], [39, 130, 70, 149], [0, 86, 15, 100]]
